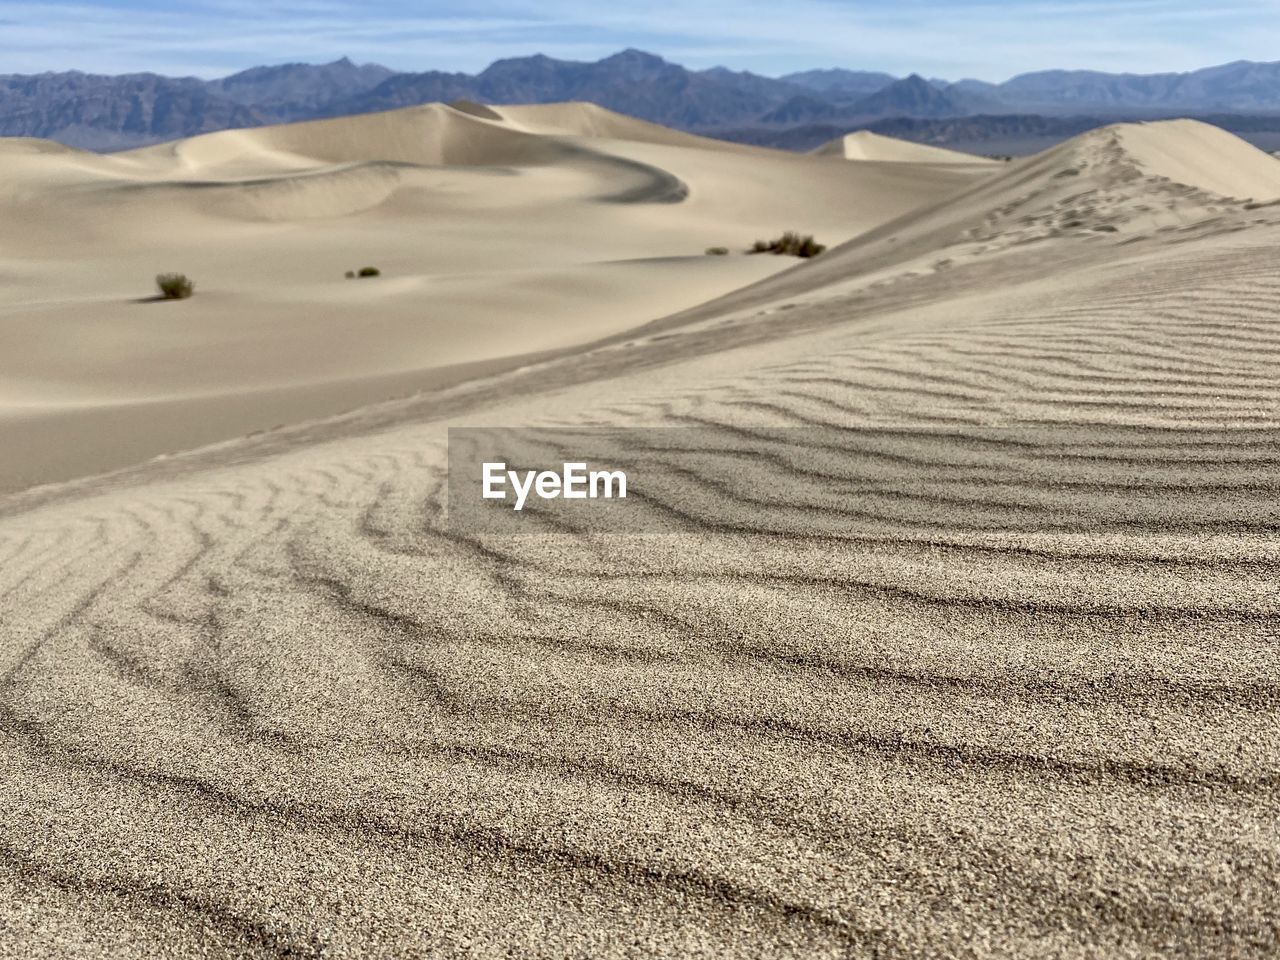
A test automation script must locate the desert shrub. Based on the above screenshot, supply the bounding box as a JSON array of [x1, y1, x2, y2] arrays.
[[155, 273, 194, 300], [795, 235, 826, 258], [345, 270, 355, 279], [357, 266, 381, 278], [705, 246, 729, 256], [747, 232, 826, 258]]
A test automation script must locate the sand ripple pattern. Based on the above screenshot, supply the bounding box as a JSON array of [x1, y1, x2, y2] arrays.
[[2, 230, 1279, 958]]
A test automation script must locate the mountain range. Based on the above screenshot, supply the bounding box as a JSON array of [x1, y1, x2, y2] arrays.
[[7, 50, 1280, 151]]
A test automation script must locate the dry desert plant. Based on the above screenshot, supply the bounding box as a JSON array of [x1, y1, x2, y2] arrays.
[[748, 232, 826, 258], [155, 273, 195, 300]]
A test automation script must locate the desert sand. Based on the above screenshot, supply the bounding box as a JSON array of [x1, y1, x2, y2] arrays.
[[813, 129, 997, 165], [0, 102, 984, 493], [0, 114, 1278, 958]]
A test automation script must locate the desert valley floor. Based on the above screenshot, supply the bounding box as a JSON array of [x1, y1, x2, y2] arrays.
[[0, 106, 1278, 958]]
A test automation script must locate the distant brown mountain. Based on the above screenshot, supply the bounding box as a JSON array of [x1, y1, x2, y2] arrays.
[[777, 68, 897, 97], [0, 51, 815, 149], [327, 50, 810, 130], [206, 57, 395, 116], [8, 51, 1280, 153], [849, 75, 969, 118], [0, 72, 265, 149]]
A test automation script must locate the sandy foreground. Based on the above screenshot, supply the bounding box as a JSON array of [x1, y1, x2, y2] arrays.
[[0, 111, 1278, 958]]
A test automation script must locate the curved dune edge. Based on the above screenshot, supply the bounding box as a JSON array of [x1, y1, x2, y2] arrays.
[[1112, 118, 1280, 199], [813, 130, 997, 164], [0, 101, 991, 492], [635, 118, 1280, 333], [0, 114, 1278, 958]]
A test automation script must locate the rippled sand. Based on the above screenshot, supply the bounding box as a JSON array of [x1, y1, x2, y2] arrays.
[[0, 117, 1278, 958]]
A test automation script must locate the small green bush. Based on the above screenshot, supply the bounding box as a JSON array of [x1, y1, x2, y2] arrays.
[[747, 232, 826, 258], [705, 246, 730, 256], [357, 266, 381, 278], [156, 273, 194, 300]]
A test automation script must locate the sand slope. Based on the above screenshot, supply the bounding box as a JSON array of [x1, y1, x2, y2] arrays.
[[814, 130, 996, 165], [0, 117, 1278, 958], [652, 118, 1280, 330], [0, 102, 989, 492], [1114, 118, 1280, 199]]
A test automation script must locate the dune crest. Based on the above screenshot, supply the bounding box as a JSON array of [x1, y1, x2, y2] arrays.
[[814, 130, 996, 165], [1112, 118, 1280, 200], [652, 118, 1280, 334]]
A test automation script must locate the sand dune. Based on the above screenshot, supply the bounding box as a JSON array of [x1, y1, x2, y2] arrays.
[[814, 130, 997, 165], [652, 118, 1280, 331], [138, 103, 566, 171], [1114, 119, 1280, 200], [0, 116, 1278, 958], [0, 103, 987, 492]]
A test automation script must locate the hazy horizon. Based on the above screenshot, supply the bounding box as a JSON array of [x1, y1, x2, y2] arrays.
[[3, 45, 1278, 88], [1, 0, 1275, 82]]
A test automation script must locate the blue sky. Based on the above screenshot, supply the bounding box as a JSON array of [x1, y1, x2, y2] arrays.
[[1, 0, 1275, 80]]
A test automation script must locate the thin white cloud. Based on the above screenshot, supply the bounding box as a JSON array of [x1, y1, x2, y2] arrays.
[[0, 0, 1277, 79]]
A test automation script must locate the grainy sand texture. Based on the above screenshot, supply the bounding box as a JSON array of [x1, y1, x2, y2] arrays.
[[0, 111, 1278, 959]]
